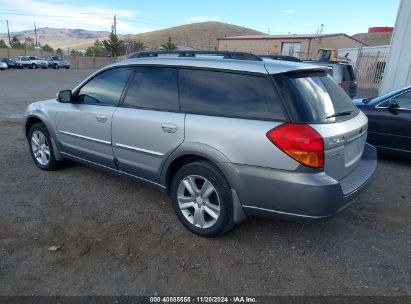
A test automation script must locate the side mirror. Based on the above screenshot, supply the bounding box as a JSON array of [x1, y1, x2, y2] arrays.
[[387, 98, 399, 109], [57, 90, 72, 103]]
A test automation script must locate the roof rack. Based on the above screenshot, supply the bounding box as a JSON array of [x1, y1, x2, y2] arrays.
[[128, 50, 263, 61]]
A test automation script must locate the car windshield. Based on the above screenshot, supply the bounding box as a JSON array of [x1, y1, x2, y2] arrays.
[[52, 56, 61, 60], [368, 86, 411, 105]]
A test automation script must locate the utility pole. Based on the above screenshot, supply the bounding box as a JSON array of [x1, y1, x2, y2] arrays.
[[34, 22, 38, 47], [6, 20, 11, 46], [113, 14, 117, 36]]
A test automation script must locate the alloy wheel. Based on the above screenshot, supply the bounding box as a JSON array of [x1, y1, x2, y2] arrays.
[[177, 175, 221, 229], [31, 130, 50, 166]]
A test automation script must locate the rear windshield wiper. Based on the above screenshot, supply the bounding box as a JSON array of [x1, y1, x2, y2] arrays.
[[325, 110, 353, 119]]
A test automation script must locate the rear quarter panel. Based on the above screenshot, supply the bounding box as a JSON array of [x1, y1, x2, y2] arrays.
[[184, 114, 300, 170]]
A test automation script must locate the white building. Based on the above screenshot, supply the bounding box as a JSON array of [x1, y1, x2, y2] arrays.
[[338, 45, 390, 68], [380, 0, 411, 94]]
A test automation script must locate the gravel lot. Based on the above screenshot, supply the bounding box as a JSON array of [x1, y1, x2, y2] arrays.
[[0, 69, 410, 296]]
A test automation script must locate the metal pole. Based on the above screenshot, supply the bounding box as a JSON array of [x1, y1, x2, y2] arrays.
[[34, 22, 38, 47], [7, 20, 11, 46]]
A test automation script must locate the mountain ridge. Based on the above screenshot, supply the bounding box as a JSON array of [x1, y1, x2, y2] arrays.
[[0, 22, 263, 50]]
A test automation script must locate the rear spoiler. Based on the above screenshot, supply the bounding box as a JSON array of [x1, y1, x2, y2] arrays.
[[264, 61, 332, 75]]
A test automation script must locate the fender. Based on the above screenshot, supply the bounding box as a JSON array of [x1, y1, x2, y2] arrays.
[[24, 106, 64, 161]]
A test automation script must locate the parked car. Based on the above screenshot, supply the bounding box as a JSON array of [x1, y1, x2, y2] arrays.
[[354, 85, 411, 157], [0, 61, 7, 70], [23, 51, 377, 237], [1, 58, 23, 69], [43, 56, 70, 69], [260, 54, 302, 62], [305, 61, 357, 98], [15, 56, 48, 69]]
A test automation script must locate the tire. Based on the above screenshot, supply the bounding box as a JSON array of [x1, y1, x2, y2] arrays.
[[31, 63, 37, 69], [54, 64, 59, 69], [170, 161, 234, 237], [65, 67, 70, 69], [28, 123, 62, 171]]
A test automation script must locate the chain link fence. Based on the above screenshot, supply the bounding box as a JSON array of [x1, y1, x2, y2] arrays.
[[354, 50, 389, 98]]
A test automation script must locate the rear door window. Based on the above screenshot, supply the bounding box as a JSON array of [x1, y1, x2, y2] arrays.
[[179, 69, 285, 120], [123, 67, 179, 111], [273, 72, 358, 123]]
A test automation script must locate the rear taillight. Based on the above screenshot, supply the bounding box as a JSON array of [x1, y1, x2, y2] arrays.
[[339, 83, 346, 89], [266, 124, 324, 168]]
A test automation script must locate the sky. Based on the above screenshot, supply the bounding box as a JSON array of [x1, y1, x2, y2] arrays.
[[0, 0, 401, 35]]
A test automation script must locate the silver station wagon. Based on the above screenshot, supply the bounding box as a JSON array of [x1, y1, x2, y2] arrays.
[[23, 51, 377, 237]]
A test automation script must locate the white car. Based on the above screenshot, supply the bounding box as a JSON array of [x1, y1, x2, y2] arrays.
[[15, 56, 48, 69], [0, 61, 8, 70]]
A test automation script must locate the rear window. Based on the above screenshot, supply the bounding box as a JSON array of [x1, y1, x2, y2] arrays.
[[342, 65, 355, 82], [273, 72, 358, 123], [179, 69, 285, 120]]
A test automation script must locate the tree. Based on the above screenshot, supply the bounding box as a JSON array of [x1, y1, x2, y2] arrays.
[[23, 37, 35, 50], [125, 40, 145, 53], [85, 39, 106, 56], [42, 44, 54, 53], [0, 39, 7, 48], [161, 36, 178, 51], [70, 49, 82, 56], [10, 36, 24, 49], [56, 48, 63, 55], [103, 33, 123, 57]]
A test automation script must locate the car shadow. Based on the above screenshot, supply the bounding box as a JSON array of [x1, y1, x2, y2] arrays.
[[378, 153, 411, 167]]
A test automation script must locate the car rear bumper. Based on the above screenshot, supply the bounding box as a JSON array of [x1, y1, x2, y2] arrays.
[[234, 143, 377, 221]]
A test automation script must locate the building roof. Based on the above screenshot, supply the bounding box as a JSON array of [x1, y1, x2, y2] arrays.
[[218, 33, 364, 44]]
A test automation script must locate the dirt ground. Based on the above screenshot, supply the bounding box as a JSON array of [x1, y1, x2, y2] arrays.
[[0, 69, 410, 296]]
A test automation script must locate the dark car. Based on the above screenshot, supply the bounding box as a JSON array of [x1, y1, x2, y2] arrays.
[[305, 61, 357, 98], [43, 56, 70, 69], [354, 85, 411, 157], [0, 58, 23, 69]]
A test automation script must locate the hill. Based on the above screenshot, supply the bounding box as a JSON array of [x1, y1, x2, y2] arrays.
[[125, 22, 264, 50], [352, 32, 392, 46], [0, 22, 264, 50], [0, 28, 110, 50]]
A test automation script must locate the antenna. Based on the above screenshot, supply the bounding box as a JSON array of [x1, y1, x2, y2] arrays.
[[319, 24, 324, 34]]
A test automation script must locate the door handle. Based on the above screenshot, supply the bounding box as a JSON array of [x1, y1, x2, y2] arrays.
[[161, 123, 178, 133], [96, 114, 108, 123]]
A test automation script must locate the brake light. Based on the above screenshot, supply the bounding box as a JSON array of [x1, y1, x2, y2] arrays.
[[266, 124, 324, 168], [339, 83, 346, 89]]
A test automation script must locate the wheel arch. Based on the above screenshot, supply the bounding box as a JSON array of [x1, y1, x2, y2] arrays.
[[160, 142, 240, 194], [25, 115, 43, 137], [160, 142, 248, 224], [25, 113, 64, 161]]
